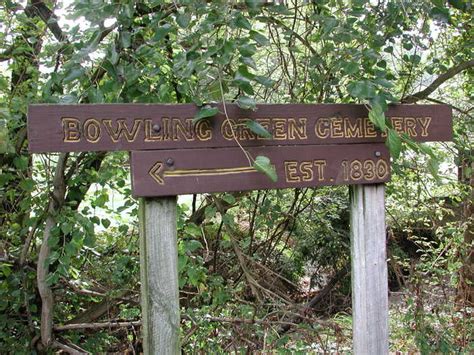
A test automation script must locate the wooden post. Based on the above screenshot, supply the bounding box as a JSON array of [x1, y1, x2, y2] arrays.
[[350, 184, 389, 354], [139, 197, 180, 354]]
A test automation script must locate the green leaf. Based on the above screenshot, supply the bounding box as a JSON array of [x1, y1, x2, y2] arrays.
[[101, 218, 111, 228], [222, 194, 236, 205], [347, 80, 376, 99], [245, 119, 271, 138], [342, 61, 358, 75], [236, 96, 256, 110], [238, 44, 257, 57], [431, 6, 450, 23], [120, 31, 131, 48], [234, 13, 252, 30], [249, 30, 269, 46], [153, 23, 173, 42], [368, 107, 387, 132], [176, 12, 191, 28], [253, 155, 277, 182], [63, 67, 84, 83], [254, 75, 274, 87], [234, 65, 255, 94], [370, 95, 388, 112], [347, 80, 375, 99], [184, 240, 203, 253], [386, 129, 402, 159], [61, 222, 73, 235], [19, 179, 35, 192], [193, 105, 218, 123], [240, 56, 257, 69]]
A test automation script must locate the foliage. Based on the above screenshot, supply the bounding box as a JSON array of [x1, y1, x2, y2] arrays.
[[0, 0, 472, 352]]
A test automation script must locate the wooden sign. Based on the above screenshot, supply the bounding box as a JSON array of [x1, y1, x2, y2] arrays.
[[131, 144, 390, 196], [28, 104, 452, 153]]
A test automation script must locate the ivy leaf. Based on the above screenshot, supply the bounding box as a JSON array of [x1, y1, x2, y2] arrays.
[[63, 67, 84, 83], [176, 12, 191, 28], [342, 61, 358, 75], [386, 129, 402, 159], [234, 13, 252, 30], [109, 46, 119, 65], [222, 194, 236, 204], [253, 156, 277, 182], [254, 75, 274, 87], [120, 31, 131, 48], [193, 105, 218, 123], [249, 30, 269, 46], [368, 106, 387, 132], [431, 6, 450, 23], [370, 95, 388, 112], [236, 96, 256, 110], [238, 44, 257, 57], [240, 56, 257, 69], [348, 80, 376, 99], [234, 66, 255, 95], [153, 23, 173, 42], [245, 119, 271, 138], [101, 218, 111, 228]]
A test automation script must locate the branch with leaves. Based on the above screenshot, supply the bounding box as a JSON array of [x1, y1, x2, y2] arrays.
[[402, 59, 474, 103]]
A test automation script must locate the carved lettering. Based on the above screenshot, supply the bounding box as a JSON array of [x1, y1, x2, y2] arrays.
[[83, 118, 101, 143], [345, 118, 363, 138], [331, 118, 344, 138], [195, 120, 212, 141], [315, 118, 330, 138], [62, 117, 81, 142], [313, 160, 326, 181], [221, 119, 235, 140], [172, 118, 194, 141], [284, 161, 300, 182], [364, 119, 378, 138], [418, 117, 431, 137], [273, 119, 287, 140], [300, 161, 313, 181], [103, 119, 142, 142], [404, 117, 417, 137], [288, 118, 307, 140]]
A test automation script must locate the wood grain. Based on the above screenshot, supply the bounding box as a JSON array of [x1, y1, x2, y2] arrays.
[[139, 197, 180, 354], [131, 144, 391, 197], [28, 103, 452, 152], [350, 184, 389, 354]]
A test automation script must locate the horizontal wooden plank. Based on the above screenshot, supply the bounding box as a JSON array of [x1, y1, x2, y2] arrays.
[[130, 144, 391, 197], [28, 103, 452, 153]]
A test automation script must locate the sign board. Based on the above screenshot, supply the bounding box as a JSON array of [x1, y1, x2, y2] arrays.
[[28, 104, 452, 153], [131, 144, 390, 196]]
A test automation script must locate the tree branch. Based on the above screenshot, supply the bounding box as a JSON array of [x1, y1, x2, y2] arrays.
[[37, 153, 68, 347], [402, 59, 474, 103], [25, 0, 67, 42], [55, 320, 141, 332]]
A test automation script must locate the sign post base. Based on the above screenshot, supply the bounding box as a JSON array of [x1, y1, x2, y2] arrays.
[[350, 184, 389, 354], [139, 197, 180, 354]]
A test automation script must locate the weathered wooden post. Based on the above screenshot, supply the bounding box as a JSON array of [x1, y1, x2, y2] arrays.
[[139, 197, 180, 354], [350, 184, 388, 354]]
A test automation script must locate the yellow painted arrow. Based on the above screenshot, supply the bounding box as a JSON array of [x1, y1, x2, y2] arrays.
[[148, 161, 258, 185]]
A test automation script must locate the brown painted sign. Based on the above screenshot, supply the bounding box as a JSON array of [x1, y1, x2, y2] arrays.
[[28, 104, 452, 153], [130, 144, 390, 197]]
